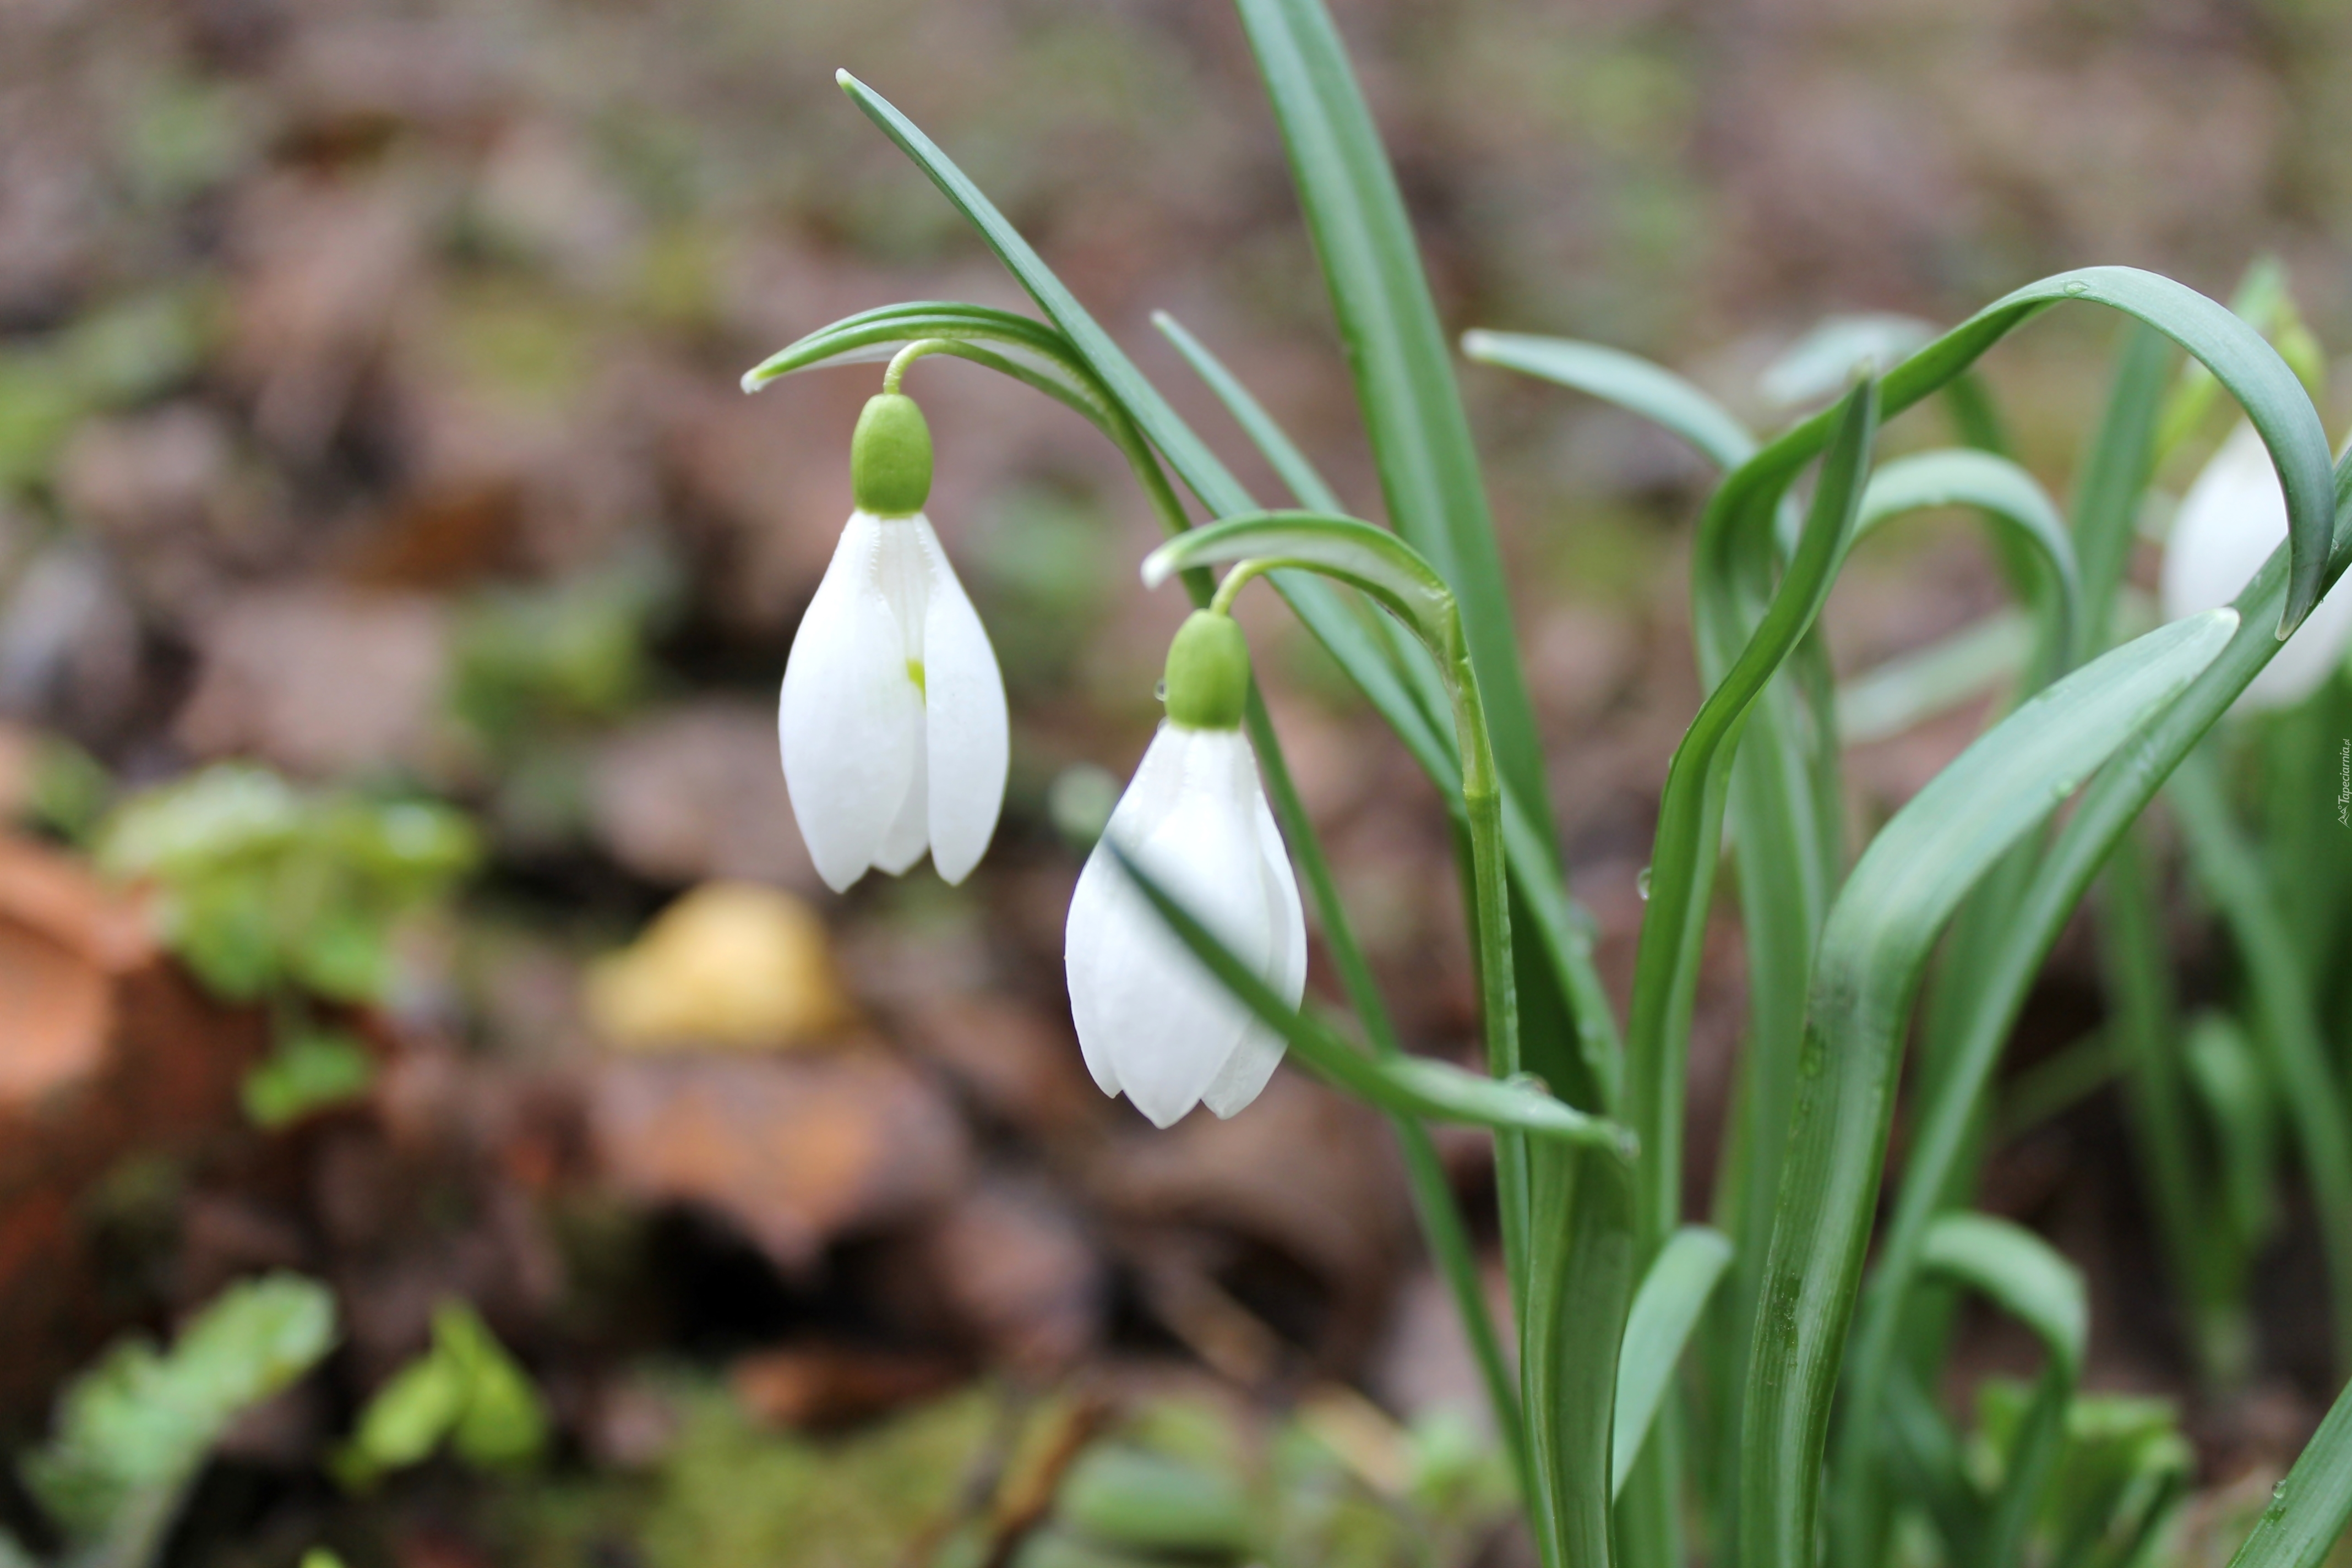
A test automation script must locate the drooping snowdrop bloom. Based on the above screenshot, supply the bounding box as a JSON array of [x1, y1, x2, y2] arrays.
[[780, 391, 1008, 890], [1066, 610, 1306, 1127], [2162, 421, 2352, 711]]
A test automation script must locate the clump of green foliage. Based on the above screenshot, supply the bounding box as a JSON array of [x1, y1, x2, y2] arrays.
[[96, 764, 477, 1125], [7, 1274, 337, 1568]]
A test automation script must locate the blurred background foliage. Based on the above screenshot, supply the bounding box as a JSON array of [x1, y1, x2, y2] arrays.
[[1, 0, 2350, 1564]]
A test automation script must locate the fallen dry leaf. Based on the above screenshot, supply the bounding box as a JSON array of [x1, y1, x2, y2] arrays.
[[0, 834, 154, 1108], [589, 1052, 967, 1269], [175, 587, 450, 777], [729, 1344, 963, 1431]]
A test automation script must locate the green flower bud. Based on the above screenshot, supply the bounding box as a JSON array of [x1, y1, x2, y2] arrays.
[[1162, 610, 1250, 730], [850, 393, 933, 516]]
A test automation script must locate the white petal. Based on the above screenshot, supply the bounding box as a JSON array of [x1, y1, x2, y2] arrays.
[[1065, 846, 1127, 1098], [779, 515, 922, 891], [913, 517, 1009, 883], [1066, 725, 1191, 1101], [2161, 423, 2352, 710], [873, 721, 929, 873], [1092, 729, 1273, 1128], [1202, 776, 1308, 1119]]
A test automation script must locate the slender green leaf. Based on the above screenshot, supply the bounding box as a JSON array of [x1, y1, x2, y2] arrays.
[[1839, 452, 2352, 1566], [1832, 323, 2190, 1566], [1244, 683, 1529, 1491], [2075, 326, 2173, 645], [1523, 1137, 1638, 1568], [1837, 610, 2034, 742], [1612, 1227, 1733, 1495], [1918, 1214, 2086, 1378], [2170, 744, 2352, 1370], [1741, 607, 2241, 1568], [1700, 267, 2332, 638], [1461, 330, 1755, 471], [741, 301, 1115, 428], [1103, 842, 1632, 1161], [2182, 1012, 2283, 1250], [1995, 1029, 2119, 1143], [1230, 0, 1550, 850], [1143, 513, 1459, 673], [2101, 834, 2248, 1381], [1626, 378, 1880, 1253], [1155, 312, 1346, 513], [2224, 1373, 2352, 1568], [1918, 1215, 2085, 1568], [1853, 449, 2080, 658], [1762, 314, 1938, 407]]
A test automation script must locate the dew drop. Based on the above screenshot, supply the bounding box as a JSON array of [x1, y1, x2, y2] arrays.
[[1154, 678, 1168, 702], [2062, 280, 2090, 297], [1636, 865, 1653, 901]]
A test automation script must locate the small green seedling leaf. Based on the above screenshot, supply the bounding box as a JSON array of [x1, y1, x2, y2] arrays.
[[337, 1300, 547, 1488], [242, 1030, 377, 1129], [1055, 1447, 1254, 1557]]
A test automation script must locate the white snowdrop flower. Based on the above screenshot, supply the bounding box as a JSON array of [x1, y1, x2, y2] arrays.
[[779, 393, 1008, 891], [2162, 421, 2352, 711], [1066, 611, 1306, 1128]]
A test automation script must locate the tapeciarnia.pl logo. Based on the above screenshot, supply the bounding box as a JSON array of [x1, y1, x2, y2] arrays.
[[2339, 738, 2350, 828]]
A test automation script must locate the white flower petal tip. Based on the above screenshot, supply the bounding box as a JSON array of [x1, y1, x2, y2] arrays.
[[1138, 543, 1182, 589], [778, 511, 1009, 890], [1064, 724, 1308, 1128], [2162, 423, 2352, 711]]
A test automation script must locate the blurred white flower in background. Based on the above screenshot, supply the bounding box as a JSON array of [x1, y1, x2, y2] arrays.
[[2162, 422, 2352, 711]]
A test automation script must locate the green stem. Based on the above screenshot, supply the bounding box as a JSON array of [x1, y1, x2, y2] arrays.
[[1115, 450, 1529, 1492], [2103, 827, 2250, 1384], [880, 337, 951, 394], [2171, 743, 2352, 1376], [1243, 684, 1528, 1494]]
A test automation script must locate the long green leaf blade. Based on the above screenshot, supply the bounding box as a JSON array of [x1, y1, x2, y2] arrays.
[[1702, 268, 2332, 638], [1104, 842, 1634, 1161], [1461, 331, 1756, 471], [1918, 1213, 2086, 1376], [2225, 1374, 2352, 1568], [1740, 607, 2241, 1568], [1142, 513, 1458, 663], [1916, 1215, 2085, 1568], [1613, 1227, 1734, 1494], [1231, 0, 1551, 846]]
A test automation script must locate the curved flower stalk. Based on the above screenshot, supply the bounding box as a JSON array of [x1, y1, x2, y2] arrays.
[[777, 379, 1008, 891], [2163, 422, 2352, 710], [1067, 610, 1306, 1127]]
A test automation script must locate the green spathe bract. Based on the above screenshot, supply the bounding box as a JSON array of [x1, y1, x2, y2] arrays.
[[850, 391, 932, 516], [1161, 611, 1250, 730]]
